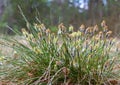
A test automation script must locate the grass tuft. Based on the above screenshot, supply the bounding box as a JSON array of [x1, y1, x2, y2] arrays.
[[0, 21, 120, 84]]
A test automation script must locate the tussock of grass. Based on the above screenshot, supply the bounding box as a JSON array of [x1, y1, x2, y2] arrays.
[[0, 20, 120, 84]]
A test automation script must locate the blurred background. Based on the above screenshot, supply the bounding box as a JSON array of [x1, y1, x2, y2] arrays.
[[0, 0, 120, 36]]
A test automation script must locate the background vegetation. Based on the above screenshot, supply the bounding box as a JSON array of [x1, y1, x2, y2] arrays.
[[0, 0, 120, 36]]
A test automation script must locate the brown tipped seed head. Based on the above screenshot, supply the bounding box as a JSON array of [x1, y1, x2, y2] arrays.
[[58, 23, 66, 32], [85, 27, 93, 35], [85, 27, 90, 34], [46, 29, 51, 34], [101, 20, 106, 27], [99, 31, 103, 39], [93, 25, 99, 33], [103, 25, 108, 33], [89, 27, 93, 33], [58, 23, 63, 29], [61, 26, 66, 32], [95, 36, 99, 43], [106, 31, 112, 38], [109, 37, 114, 43], [38, 32, 42, 38], [79, 24, 85, 32]]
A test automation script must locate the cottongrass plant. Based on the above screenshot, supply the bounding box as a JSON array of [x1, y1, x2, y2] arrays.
[[0, 20, 120, 85]]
